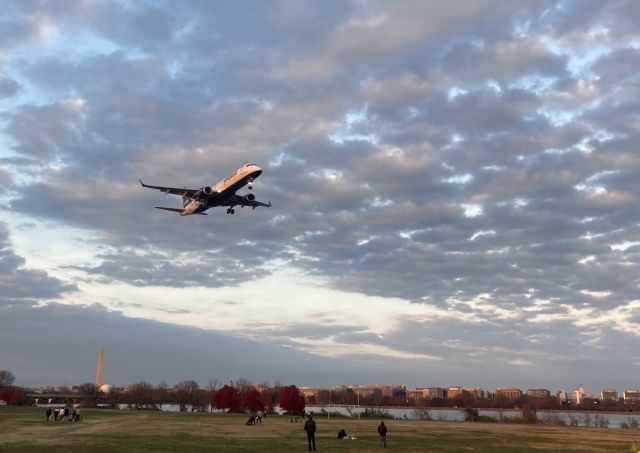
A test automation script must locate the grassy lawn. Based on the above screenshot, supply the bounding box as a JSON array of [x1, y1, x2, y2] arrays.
[[1, 406, 638, 452]]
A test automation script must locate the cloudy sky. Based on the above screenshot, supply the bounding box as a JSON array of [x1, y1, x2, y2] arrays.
[[1, 0, 639, 393]]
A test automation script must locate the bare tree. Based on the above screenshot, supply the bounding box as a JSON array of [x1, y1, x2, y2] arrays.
[[0, 370, 15, 387], [77, 382, 99, 407], [175, 380, 200, 412], [234, 377, 253, 397], [156, 381, 169, 407], [207, 379, 220, 392], [128, 381, 155, 410]]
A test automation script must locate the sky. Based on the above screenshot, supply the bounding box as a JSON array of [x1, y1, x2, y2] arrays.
[[1, 0, 639, 393]]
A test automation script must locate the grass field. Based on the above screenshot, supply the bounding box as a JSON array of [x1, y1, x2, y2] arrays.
[[1, 406, 639, 452]]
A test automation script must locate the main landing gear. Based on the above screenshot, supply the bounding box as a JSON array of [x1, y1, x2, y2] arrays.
[[247, 180, 253, 190], [226, 208, 235, 214]]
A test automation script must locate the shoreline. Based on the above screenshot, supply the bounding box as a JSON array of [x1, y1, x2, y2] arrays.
[[310, 405, 640, 416]]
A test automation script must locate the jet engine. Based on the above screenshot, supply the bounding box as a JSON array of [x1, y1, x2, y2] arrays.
[[245, 193, 256, 202], [203, 186, 213, 195]]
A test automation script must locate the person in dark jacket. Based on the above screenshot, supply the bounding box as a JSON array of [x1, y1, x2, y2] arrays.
[[337, 428, 347, 439], [45, 408, 52, 421], [304, 415, 316, 451], [377, 421, 387, 448]]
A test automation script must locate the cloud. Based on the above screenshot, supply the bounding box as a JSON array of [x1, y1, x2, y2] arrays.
[[0, 73, 20, 97], [0, 301, 457, 388], [0, 221, 76, 303]]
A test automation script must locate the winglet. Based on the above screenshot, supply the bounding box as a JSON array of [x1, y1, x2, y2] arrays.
[[139, 178, 147, 187], [269, 200, 272, 207]]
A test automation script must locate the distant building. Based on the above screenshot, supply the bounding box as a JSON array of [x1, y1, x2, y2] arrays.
[[556, 390, 567, 402], [578, 385, 587, 401], [357, 385, 394, 398], [447, 386, 463, 399], [391, 386, 406, 398], [495, 387, 523, 401], [565, 390, 587, 405], [565, 391, 578, 405], [406, 388, 428, 400], [425, 387, 447, 399], [624, 389, 640, 403], [464, 387, 488, 399], [526, 388, 551, 399], [600, 389, 618, 402]]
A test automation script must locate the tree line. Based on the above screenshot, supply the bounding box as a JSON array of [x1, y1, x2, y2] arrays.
[[0, 371, 306, 414]]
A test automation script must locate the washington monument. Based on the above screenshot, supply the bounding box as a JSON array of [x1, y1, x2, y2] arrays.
[[95, 349, 104, 388]]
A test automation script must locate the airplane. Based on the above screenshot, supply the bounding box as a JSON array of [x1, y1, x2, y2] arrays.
[[139, 163, 271, 216]]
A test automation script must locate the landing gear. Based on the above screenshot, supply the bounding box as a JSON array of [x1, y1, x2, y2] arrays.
[[226, 208, 235, 215], [247, 180, 253, 190]]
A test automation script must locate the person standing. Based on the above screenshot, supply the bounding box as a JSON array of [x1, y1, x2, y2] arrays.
[[377, 421, 387, 448], [45, 408, 52, 421], [53, 408, 59, 421], [304, 414, 317, 452]]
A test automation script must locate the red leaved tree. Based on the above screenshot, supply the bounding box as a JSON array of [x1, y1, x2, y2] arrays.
[[10, 388, 25, 405], [242, 389, 263, 413], [0, 387, 12, 403], [280, 385, 305, 415], [260, 388, 274, 414], [213, 384, 241, 412]]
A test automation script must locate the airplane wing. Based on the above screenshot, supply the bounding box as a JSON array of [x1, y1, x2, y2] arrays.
[[139, 179, 200, 198], [155, 207, 208, 215], [227, 194, 272, 208]]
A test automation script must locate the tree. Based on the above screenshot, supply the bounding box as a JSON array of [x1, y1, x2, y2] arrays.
[[128, 381, 155, 409], [259, 388, 275, 414], [213, 384, 241, 412], [242, 389, 263, 413], [0, 387, 12, 404], [280, 385, 305, 415], [0, 370, 15, 387], [316, 390, 330, 405], [175, 380, 200, 412], [156, 381, 169, 407], [234, 377, 253, 397], [206, 379, 220, 412], [10, 388, 25, 405], [77, 383, 100, 407]]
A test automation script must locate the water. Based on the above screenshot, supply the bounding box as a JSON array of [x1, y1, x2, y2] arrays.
[[303, 405, 640, 429]]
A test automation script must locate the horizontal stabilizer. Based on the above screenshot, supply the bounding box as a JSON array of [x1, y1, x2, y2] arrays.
[[155, 207, 184, 214]]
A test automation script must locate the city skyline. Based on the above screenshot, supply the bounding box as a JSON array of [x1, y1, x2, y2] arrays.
[[1, 1, 639, 389]]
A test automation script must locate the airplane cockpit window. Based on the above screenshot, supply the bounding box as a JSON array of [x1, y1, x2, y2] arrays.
[[244, 163, 257, 167]]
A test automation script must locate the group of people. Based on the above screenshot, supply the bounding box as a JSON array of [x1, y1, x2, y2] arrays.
[[303, 415, 388, 451], [45, 407, 81, 422]]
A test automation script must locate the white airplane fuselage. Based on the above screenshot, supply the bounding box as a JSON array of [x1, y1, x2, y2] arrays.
[[180, 164, 263, 216]]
